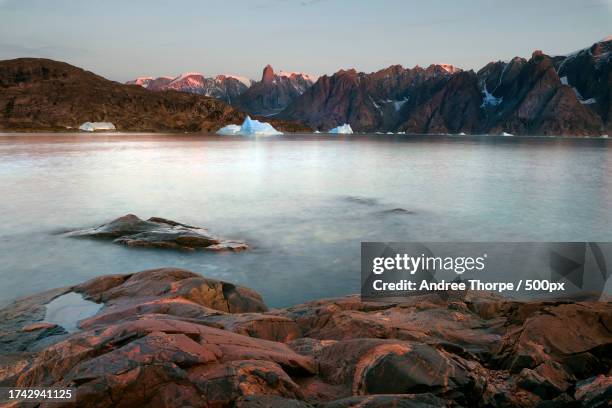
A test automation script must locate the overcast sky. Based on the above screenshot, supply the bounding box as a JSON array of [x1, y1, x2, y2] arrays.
[[0, 0, 610, 82]]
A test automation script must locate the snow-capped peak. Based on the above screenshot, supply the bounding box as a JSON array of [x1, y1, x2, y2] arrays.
[[216, 74, 252, 87], [126, 76, 154, 87], [437, 64, 460, 74], [278, 71, 318, 82], [169, 72, 205, 85]]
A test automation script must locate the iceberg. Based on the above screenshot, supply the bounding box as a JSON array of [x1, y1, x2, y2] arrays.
[[501, 132, 513, 136], [216, 116, 283, 136], [216, 124, 242, 135], [79, 122, 116, 132], [328, 124, 353, 134]]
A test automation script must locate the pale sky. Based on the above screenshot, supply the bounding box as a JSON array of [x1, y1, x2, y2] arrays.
[[0, 0, 610, 82]]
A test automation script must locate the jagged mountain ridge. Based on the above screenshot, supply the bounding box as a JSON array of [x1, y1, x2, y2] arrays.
[[127, 72, 252, 104], [278, 37, 610, 136], [232, 65, 316, 116]]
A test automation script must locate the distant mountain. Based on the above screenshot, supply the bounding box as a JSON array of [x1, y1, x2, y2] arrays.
[[233, 65, 316, 116], [0, 58, 309, 132], [278, 63, 461, 132], [126, 72, 252, 104], [279, 38, 610, 136]]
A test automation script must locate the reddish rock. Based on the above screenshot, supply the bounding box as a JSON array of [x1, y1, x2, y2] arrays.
[[234, 65, 314, 116], [319, 394, 448, 408], [0, 268, 610, 407], [64, 214, 248, 252], [494, 302, 612, 376], [574, 375, 612, 408]]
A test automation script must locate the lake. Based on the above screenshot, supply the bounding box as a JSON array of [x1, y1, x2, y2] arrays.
[[1, 133, 611, 307]]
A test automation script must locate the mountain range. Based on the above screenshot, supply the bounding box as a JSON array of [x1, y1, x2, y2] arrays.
[[129, 65, 315, 116], [0, 37, 609, 135], [127, 73, 252, 104], [0, 58, 307, 132], [127, 36, 611, 136]]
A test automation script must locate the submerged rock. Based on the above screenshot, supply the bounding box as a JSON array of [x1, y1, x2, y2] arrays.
[[63, 214, 248, 252], [0, 268, 610, 407]]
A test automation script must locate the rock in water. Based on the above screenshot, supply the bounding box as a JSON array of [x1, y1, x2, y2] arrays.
[[63, 214, 248, 251]]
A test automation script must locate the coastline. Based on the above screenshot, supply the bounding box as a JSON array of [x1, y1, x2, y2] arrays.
[[1, 130, 610, 139], [1, 267, 610, 407]]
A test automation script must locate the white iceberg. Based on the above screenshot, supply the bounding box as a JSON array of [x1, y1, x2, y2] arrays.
[[79, 122, 116, 132], [216, 124, 242, 135], [501, 132, 513, 136], [328, 124, 353, 134], [216, 116, 283, 136]]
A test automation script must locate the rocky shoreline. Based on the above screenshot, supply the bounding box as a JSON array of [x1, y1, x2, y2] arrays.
[[0, 268, 610, 407]]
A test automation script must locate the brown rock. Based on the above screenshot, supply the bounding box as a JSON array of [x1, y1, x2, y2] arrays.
[[64, 214, 248, 252], [574, 375, 612, 408], [1, 268, 611, 407]]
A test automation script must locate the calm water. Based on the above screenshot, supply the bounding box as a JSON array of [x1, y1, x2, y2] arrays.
[[1, 133, 611, 307]]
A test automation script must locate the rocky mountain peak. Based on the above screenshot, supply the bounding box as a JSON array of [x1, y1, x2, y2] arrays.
[[262, 64, 275, 83]]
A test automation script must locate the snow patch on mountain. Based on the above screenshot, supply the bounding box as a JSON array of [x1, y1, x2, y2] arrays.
[[437, 63, 460, 74], [481, 85, 503, 108], [278, 71, 318, 82], [216, 74, 253, 87], [393, 97, 409, 111]]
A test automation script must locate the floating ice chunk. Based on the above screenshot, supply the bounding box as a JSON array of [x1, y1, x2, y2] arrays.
[[216, 116, 283, 136], [79, 122, 116, 132], [560, 76, 569, 85], [314, 130, 321, 133], [501, 132, 513, 136], [457, 132, 467, 136], [328, 124, 353, 134], [240, 116, 283, 135], [581, 98, 596, 105], [216, 124, 242, 135]]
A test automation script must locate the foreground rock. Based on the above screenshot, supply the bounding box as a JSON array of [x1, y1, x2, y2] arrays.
[[0, 268, 610, 407], [63, 214, 248, 252]]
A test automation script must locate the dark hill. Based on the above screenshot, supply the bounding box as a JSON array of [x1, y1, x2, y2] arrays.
[[0, 58, 308, 132]]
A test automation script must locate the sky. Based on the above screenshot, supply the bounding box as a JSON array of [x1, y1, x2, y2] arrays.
[[0, 0, 610, 82]]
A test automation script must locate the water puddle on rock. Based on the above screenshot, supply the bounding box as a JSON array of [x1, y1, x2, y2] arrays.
[[44, 292, 102, 333]]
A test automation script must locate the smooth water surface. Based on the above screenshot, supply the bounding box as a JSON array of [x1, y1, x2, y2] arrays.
[[1, 133, 611, 307]]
